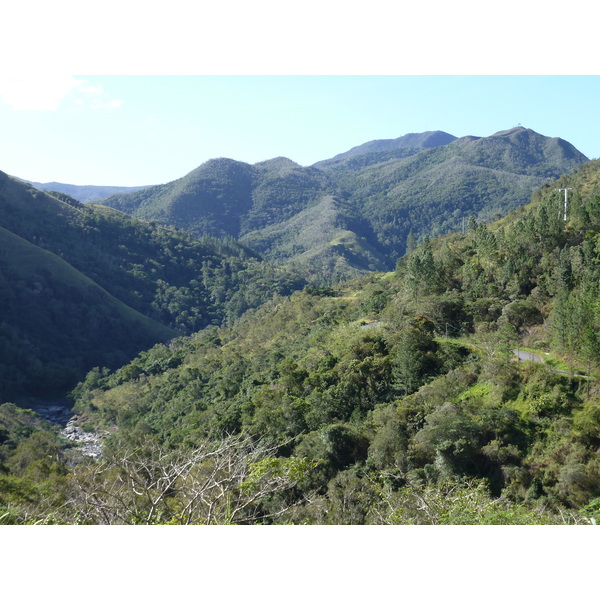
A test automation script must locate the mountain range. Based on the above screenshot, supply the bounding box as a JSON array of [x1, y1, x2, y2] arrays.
[[96, 127, 589, 277], [48, 156, 600, 524], [3, 125, 600, 525], [1, 126, 588, 400], [22, 180, 150, 202]]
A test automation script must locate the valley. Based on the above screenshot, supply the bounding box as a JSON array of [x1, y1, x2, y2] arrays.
[[1, 127, 600, 525]]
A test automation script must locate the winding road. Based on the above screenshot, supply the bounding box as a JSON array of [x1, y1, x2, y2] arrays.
[[513, 349, 544, 363], [512, 348, 590, 378]]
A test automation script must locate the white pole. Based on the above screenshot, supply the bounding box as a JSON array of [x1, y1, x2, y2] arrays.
[[558, 188, 573, 221]]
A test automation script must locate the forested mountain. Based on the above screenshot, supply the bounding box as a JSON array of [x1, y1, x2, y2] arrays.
[[4, 158, 600, 524], [96, 157, 358, 274], [0, 224, 174, 398], [0, 172, 307, 399], [321, 127, 589, 260], [22, 180, 150, 202], [97, 127, 588, 277], [312, 130, 458, 168]]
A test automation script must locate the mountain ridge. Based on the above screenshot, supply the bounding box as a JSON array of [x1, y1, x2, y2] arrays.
[[316, 130, 458, 164], [94, 127, 588, 278]]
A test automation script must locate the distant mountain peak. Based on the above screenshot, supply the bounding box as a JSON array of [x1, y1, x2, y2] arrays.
[[325, 130, 457, 162], [184, 158, 255, 183], [455, 135, 482, 143], [254, 157, 301, 171], [493, 126, 534, 137], [198, 157, 249, 170], [12, 177, 151, 203]]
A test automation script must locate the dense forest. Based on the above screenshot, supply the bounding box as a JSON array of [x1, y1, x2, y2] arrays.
[[3, 154, 600, 525]]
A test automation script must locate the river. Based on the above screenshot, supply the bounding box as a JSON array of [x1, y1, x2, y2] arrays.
[[30, 402, 105, 459]]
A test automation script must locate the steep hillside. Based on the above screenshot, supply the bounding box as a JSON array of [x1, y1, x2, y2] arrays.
[[0, 225, 175, 398], [48, 160, 600, 524], [96, 128, 588, 278], [100, 158, 256, 237], [0, 171, 307, 399], [100, 157, 331, 239], [241, 157, 330, 234], [240, 194, 390, 274], [332, 127, 588, 260]]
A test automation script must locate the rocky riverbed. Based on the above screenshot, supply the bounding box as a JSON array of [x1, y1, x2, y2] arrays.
[[31, 403, 105, 459], [61, 416, 105, 459]]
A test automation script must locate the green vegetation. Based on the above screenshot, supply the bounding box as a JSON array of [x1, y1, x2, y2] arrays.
[[46, 157, 598, 525], [0, 171, 307, 399], [1, 133, 599, 526], [0, 403, 70, 524], [99, 127, 588, 278]]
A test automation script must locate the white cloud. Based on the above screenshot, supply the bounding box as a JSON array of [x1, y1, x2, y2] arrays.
[[0, 75, 123, 111], [0, 75, 82, 111], [77, 81, 123, 110]]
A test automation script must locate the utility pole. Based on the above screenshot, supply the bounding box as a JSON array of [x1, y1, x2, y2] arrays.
[[557, 187, 573, 221]]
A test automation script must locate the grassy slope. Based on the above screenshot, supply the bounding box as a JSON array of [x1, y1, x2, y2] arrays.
[[0, 226, 176, 400], [0, 225, 175, 339]]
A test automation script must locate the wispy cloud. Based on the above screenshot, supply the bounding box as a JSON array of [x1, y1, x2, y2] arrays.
[[75, 82, 124, 110], [0, 76, 123, 111]]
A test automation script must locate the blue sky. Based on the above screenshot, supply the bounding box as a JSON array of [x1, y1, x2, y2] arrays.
[[1, 75, 599, 186], [1, 1, 599, 187]]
